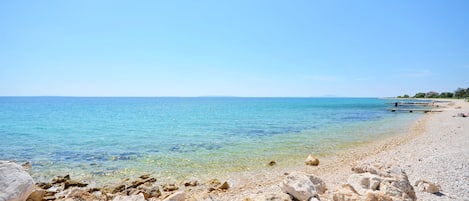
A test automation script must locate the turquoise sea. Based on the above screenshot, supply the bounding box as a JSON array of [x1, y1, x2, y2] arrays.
[[0, 97, 423, 184]]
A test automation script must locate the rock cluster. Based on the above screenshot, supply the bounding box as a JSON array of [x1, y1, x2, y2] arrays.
[[331, 163, 417, 201], [0, 161, 35, 201], [26, 174, 188, 201]]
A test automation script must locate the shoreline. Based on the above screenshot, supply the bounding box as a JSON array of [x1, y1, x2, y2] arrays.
[[201, 99, 469, 200], [9, 99, 468, 201]]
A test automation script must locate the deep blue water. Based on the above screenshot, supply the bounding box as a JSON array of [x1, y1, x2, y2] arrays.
[[0, 97, 422, 183]]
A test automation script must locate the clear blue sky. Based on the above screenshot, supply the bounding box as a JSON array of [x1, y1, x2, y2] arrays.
[[1, 0, 468, 97]]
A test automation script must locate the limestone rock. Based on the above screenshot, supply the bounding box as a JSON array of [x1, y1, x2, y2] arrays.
[[248, 192, 292, 201], [305, 154, 320, 166], [414, 180, 441, 194], [305, 175, 327, 195], [0, 161, 35, 201], [163, 183, 179, 192], [183, 179, 199, 187], [331, 184, 361, 201], [207, 179, 230, 191], [280, 172, 319, 201], [112, 193, 146, 201], [347, 173, 382, 195], [163, 191, 185, 201], [333, 164, 416, 201], [64, 180, 88, 189], [27, 188, 45, 201], [66, 188, 95, 201]]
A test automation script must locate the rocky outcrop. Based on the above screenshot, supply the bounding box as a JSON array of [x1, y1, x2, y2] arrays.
[[280, 172, 324, 201], [0, 161, 35, 201], [332, 163, 416, 201]]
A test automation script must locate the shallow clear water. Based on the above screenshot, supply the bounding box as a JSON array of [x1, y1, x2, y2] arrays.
[[0, 97, 422, 184]]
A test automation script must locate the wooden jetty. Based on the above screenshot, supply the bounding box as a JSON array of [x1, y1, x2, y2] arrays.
[[386, 102, 434, 106], [387, 108, 442, 113]]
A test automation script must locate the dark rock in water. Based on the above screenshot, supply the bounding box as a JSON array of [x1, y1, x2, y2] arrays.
[[139, 174, 150, 179], [268, 160, 277, 166], [64, 180, 88, 189], [163, 183, 179, 192], [37, 182, 53, 189], [51, 175, 70, 184], [184, 179, 199, 187]]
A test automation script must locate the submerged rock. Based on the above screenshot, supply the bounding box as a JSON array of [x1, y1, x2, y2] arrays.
[[163, 183, 179, 192], [0, 161, 35, 201]]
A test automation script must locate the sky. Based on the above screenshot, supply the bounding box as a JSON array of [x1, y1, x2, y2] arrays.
[[1, 0, 468, 97]]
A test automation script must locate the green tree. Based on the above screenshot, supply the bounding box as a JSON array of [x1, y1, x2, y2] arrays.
[[413, 92, 426, 98], [425, 91, 439, 98], [439, 92, 454, 98], [403, 94, 410, 98], [455, 88, 466, 98]]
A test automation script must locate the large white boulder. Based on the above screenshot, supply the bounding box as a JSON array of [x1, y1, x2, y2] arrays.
[[280, 172, 320, 201], [0, 161, 35, 201]]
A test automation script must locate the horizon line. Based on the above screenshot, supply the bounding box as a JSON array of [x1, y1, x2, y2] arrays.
[[0, 95, 384, 98]]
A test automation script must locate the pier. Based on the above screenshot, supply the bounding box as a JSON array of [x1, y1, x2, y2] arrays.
[[387, 108, 442, 113]]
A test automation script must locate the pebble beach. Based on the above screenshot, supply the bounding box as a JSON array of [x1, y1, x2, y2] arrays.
[[1, 99, 468, 201]]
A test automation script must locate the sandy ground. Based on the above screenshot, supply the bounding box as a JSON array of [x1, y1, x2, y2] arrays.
[[202, 100, 469, 201]]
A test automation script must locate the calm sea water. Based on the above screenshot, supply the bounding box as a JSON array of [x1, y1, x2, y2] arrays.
[[0, 97, 422, 184]]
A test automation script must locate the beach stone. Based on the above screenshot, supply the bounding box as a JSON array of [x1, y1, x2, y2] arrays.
[[305, 175, 327, 195], [112, 193, 146, 201], [64, 180, 88, 189], [414, 180, 441, 194], [163, 191, 185, 201], [219, 181, 230, 190], [305, 154, 320, 166], [27, 188, 45, 201], [51, 175, 70, 184], [280, 172, 319, 201], [331, 184, 361, 201], [268, 160, 277, 166], [66, 188, 95, 201], [379, 178, 415, 201], [347, 173, 382, 195], [337, 164, 416, 201], [183, 179, 199, 187], [0, 161, 35, 201], [248, 192, 292, 201], [163, 183, 179, 192], [364, 192, 393, 201]]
